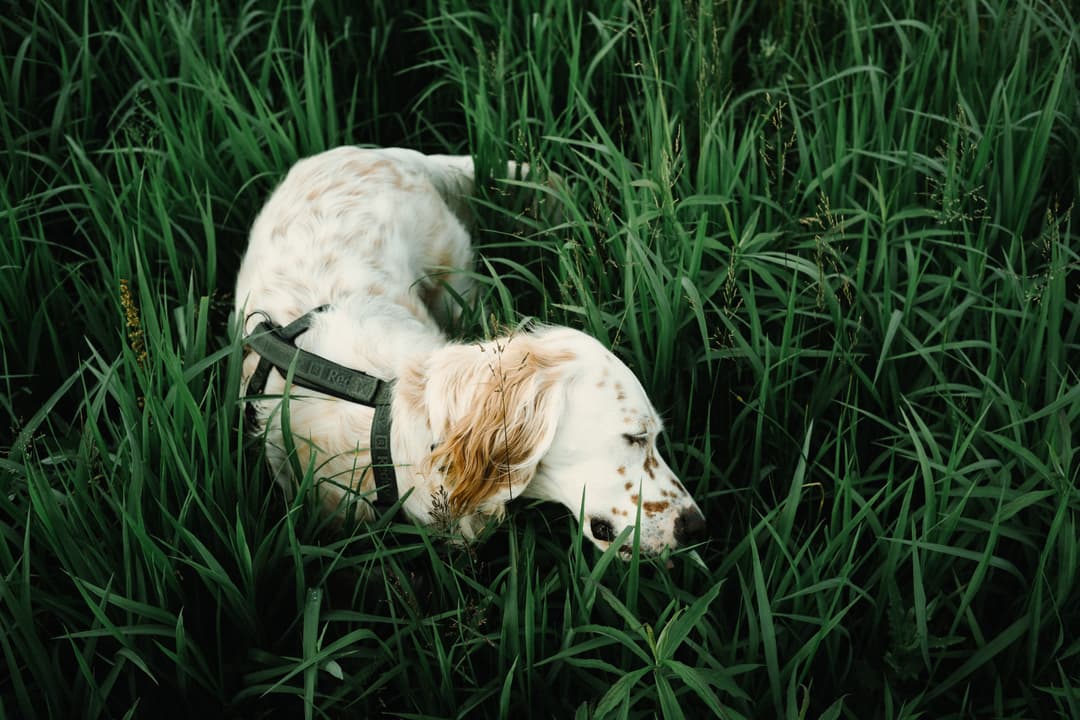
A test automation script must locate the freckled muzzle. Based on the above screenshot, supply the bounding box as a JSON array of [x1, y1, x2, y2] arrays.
[[589, 504, 708, 557]]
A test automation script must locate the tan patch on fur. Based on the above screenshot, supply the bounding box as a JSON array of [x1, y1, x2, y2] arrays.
[[427, 338, 576, 516], [398, 363, 427, 416], [353, 158, 414, 192], [615, 383, 626, 401], [631, 494, 639, 505], [367, 159, 397, 182], [399, 292, 434, 324], [304, 178, 345, 203], [435, 244, 455, 271], [597, 380, 606, 388], [617, 466, 626, 475], [643, 501, 669, 515]]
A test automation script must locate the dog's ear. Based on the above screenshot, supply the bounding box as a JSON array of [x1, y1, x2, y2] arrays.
[[427, 337, 571, 518]]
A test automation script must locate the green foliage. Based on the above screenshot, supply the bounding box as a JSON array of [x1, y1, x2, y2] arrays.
[[2, 0, 1078, 717]]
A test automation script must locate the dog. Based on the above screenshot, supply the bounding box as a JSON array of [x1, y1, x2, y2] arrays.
[[235, 146, 706, 557]]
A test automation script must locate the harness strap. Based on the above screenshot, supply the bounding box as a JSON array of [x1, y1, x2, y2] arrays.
[[244, 308, 399, 512]]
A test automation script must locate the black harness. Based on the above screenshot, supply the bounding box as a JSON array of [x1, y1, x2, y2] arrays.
[[244, 307, 399, 513]]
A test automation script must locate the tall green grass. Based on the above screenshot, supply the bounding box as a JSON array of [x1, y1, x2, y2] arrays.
[[2, 0, 1078, 717]]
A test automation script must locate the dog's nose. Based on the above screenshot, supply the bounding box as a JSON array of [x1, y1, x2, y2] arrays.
[[673, 507, 707, 545], [590, 516, 616, 542]]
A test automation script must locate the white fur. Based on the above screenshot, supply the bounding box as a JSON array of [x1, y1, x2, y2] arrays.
[[235, 146, 705, 555]]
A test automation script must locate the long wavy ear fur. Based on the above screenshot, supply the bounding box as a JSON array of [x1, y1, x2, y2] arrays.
[[427, 335, 572, 518]]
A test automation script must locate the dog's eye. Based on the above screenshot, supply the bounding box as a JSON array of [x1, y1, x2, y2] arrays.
[[590, 517, 616, 542], [623, 432, 648, 447]]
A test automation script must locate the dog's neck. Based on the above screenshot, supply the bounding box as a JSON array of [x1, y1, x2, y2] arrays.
[[298, 308, 567, 538]]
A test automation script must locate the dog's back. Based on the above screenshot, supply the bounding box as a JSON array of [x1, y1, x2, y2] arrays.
[[235, 147, 486, 338]]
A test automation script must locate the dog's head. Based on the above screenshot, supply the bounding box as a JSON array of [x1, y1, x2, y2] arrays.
[[422, 327, 706, 557]]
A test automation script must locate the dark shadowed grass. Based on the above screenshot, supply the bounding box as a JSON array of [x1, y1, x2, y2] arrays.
[[1, 0, 1079, 717]]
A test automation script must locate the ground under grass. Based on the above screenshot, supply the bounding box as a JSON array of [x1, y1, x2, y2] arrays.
[[1, 0, 1079, 717]]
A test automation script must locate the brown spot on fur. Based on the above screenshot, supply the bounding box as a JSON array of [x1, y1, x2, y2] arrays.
[[615, 383, 626, 401], [617, 466, 626, 475], [597, 380, 606, 388], [643, 452, 658, 479], [624, 481, 632, 490], [630, 494, 639, 505], [612, 507, 620, 516], [643, 501, 669, 515], [671, 477, 687, 494]]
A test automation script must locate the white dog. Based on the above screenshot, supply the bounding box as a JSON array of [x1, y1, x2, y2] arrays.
[[235, 147, 706, 556]]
